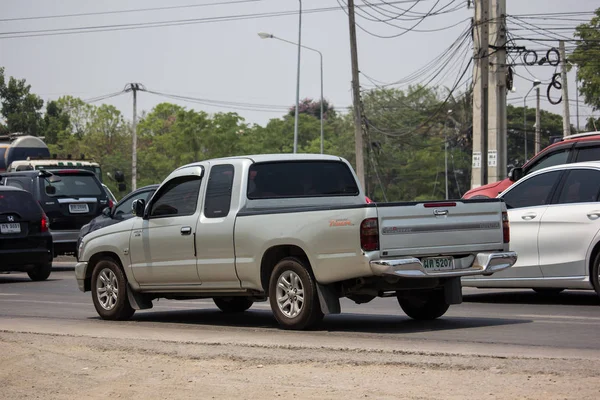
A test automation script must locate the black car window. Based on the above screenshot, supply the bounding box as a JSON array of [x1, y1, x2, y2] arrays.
[[0, 190, 42, 217], [556, 169, 600, 204], [115, 189, 155, 218], [44, 174, 102, 197], [205, 165, 234, 218], [527, 149, 570, 174], [247, 161, 359, 199], [502, 170, 562, 209], [5, 177, 33, 193], [150, 177, 201, 218], [575, 146, 600, 163], [0, 148, 6, 170]]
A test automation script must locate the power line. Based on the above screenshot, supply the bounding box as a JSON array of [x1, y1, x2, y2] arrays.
[[0, 0, 264, 22], [0, 1, 426, 40]]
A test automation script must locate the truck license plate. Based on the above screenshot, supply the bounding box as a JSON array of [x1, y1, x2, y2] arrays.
[[69, 203, 89, 214], [0, 223, 21, 234], [422, 256, 454, 271]]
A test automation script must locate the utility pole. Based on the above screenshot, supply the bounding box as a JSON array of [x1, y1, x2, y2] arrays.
[[347, 0, 365, 190], [575, 68, 580, 132], [535, 86, 541, 153], [488, 0, 507, 182], [471, 0, 490, 189], [444, 113, 450, 200], [293, 0, 302, 153], [559, 41, 571, 137], [125, 83, 145, 191]]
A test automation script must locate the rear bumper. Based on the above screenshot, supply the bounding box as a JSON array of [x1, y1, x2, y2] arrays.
[[0, 248, 53, 270], [50, 229, 80, 255], [369, 252, 517, 278]]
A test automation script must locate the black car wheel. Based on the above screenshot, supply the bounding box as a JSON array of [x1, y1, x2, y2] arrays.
[[27, 263, 52, 281]]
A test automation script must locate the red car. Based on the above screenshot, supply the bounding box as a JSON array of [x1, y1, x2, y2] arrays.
[[463, 131, 600, 199]]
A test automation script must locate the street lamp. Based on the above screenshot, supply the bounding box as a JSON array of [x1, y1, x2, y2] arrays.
[[258, 32, 325, 154], [523, 79, 541, 163]]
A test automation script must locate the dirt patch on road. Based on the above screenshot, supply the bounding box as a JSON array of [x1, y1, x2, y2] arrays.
[[2, 332, 599, 399]]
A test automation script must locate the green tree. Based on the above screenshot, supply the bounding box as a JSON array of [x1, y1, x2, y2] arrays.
[[571, 8, 600, 111], [0, 67, 44, 135]]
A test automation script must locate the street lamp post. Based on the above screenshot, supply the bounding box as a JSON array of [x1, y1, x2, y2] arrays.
[[258, 31, 325, 153], [523, 79, 541, 163]]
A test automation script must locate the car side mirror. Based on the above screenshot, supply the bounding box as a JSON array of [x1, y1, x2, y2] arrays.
[[132, 199, 146, 218], [508, 167, 523, 182], [102, 207, 111, 217], [45, 185, 56, 195]]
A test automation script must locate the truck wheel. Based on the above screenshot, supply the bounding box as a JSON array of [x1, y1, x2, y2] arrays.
[[91, 259, 135, 320], [269, 257, 323, 330], [27, 263, 52, 281], [591, 252, 600, 298], [213, 297, 254, 313], [398, 290, 449, 320]]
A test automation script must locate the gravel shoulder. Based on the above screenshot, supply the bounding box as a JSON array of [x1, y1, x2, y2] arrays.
[[2, 331, 600, 400]]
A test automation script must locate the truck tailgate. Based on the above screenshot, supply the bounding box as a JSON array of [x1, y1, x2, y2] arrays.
[[377, 200, 506, 257]]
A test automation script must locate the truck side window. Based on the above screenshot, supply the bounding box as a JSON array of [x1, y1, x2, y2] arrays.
[[150, 176, 201, 218], [204, 164, 234, 218], [5, 177, 32, 193], [527, 149, 569, 174], [501, 170, 562, 209]]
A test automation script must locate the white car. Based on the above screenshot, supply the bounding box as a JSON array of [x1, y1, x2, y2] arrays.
[[463, 161, 600, 297]]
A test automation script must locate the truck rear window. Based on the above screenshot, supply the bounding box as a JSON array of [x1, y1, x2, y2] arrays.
[[247, 161, 359, 199], [44, 175, 103, 197]]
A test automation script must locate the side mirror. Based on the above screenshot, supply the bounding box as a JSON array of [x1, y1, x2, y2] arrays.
[[132, 199, 146, 218], [102, 207, 111, 217], [508, 167, 523, 182], [45, 185, 56, 195]]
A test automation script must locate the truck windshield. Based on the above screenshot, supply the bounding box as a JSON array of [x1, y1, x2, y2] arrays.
[[248, 161, 359, 199]]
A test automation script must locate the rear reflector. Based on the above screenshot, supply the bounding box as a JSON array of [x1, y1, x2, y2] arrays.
[[502, 211, 510, 243], [360, 218, 379, 251], [424, 202, 457, 208]]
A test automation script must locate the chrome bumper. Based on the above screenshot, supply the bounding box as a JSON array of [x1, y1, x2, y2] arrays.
[[75, 261, 88, 292], [369, 252, 517, 278], [51, 229, 80, 244]]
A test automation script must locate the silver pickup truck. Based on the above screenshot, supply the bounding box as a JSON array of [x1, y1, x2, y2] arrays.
[[75, 154, 516, 330]]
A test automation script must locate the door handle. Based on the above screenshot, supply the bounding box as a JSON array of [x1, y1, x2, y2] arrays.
[[180, 226, 192, 235], [587, 211, 600, 220], [521, 213, 537, 220]]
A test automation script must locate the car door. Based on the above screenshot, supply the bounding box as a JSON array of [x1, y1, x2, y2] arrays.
[[538, 168, 600, 278], [129, 170, 203, 288], [195, 163, 241, 289], [494, 170, 564, 279]]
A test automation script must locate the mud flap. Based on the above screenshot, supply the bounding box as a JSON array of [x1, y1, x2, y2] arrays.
[[443, 277, 463, 305], [316, 283, 340, 315], [127, 284, 153, 310]]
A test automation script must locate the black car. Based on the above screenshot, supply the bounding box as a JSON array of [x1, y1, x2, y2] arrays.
[[0, 169, 110, 256], [78, 184, 159, 242], [0, 186, 53, 280]]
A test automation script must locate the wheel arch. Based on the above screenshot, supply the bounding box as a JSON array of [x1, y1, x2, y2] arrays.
[[85, 251, 125, 292], [260, 245, 312, 295]]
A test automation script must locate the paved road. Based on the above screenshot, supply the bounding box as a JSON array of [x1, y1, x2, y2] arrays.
[[2, 264, 600, 358]]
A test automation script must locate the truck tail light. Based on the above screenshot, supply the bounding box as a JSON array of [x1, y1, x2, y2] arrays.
[[41, 213, 49, 232], [502, 211, 510, 244], [360, 218, 379, 251], [108, 199, 114, 208]]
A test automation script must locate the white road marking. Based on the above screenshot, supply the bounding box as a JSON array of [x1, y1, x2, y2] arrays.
[[0, 293, 20, 296]]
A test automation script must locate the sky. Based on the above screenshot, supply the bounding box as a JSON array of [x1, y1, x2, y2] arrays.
[[0, 0, 598, 130]]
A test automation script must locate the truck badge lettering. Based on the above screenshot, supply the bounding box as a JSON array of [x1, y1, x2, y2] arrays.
[[382, 226, 413, 234], [329, 219, 353, 227]]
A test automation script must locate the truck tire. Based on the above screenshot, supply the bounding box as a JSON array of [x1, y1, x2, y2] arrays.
[[269, 257, 323, 330], [27, 263, 52, 281], [398, 290, 449, 320], [592, 252, 600, 299], [213, 297, 254, 313], [91, 259, 135, 320]]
